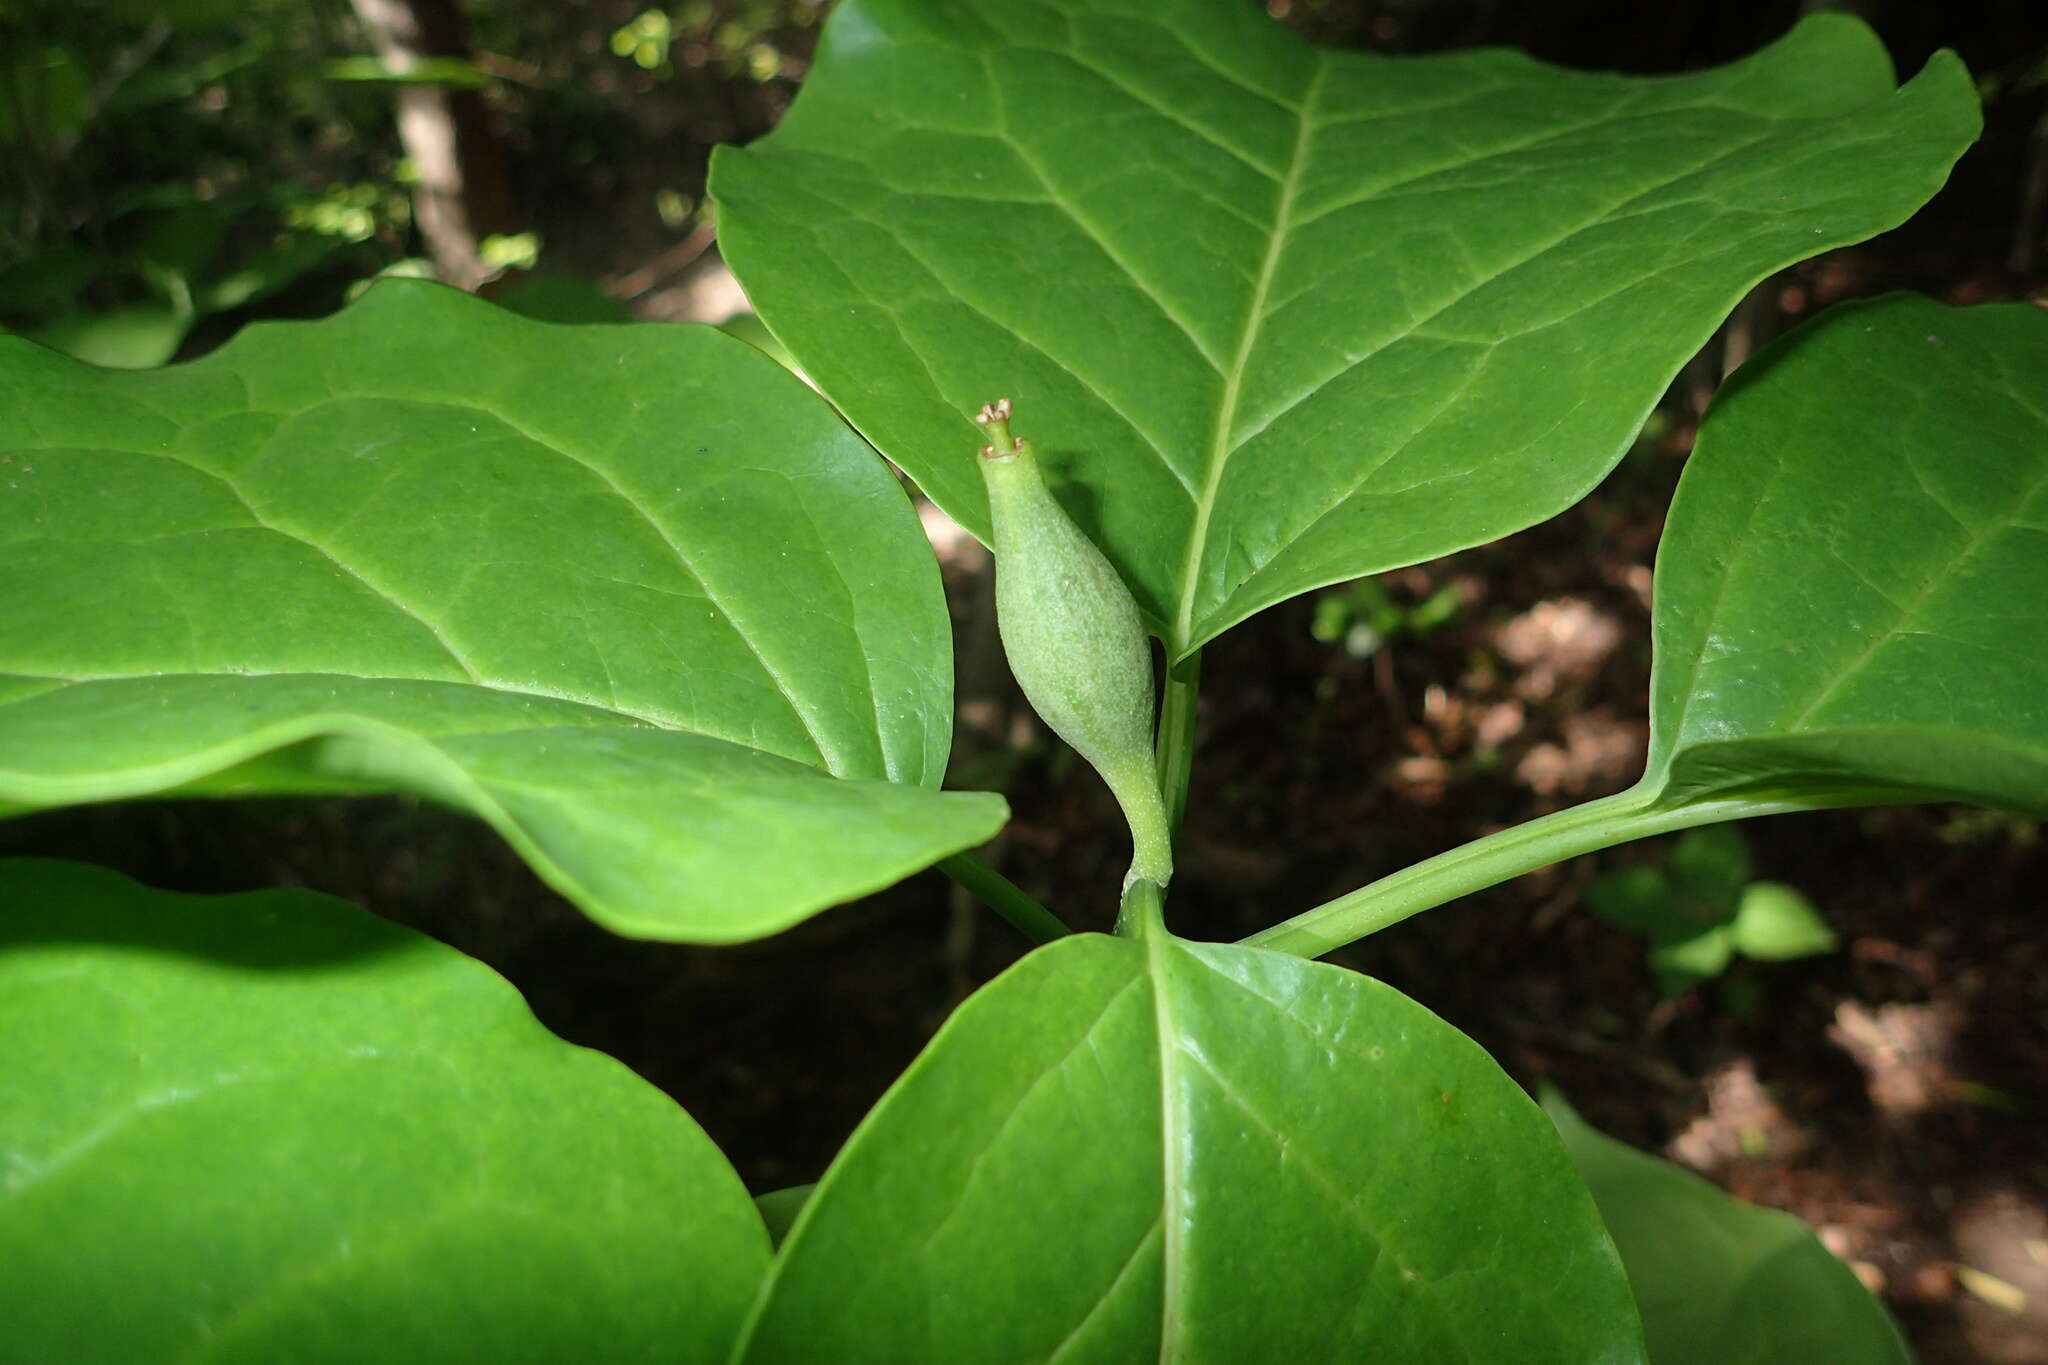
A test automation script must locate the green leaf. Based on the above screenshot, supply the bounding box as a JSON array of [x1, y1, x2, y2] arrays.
[[1649, 923, 1733, 994], [718, 312, 798, 372], [1584, 852, 1739, 993], [31, 302, 193, 369], [1584, 862, 1680, 937], [0, 858, 769, 1363], [139, 199, 237, 285], [1243, 294, 2048, 960], [1666, 826, 1750, 910], [1543, 1089, 1910, 1365], [0, 280, 1006, 941], [736, 925, 1644, 1363], [712, 2, 1979, 654], [489, 273, 635, 325], [1729, 882, 1837, 961], [753, 1184, 815, 1249], [199, 230, 359, 315], [322, 56, 493, 90], [1644, 294, 2048, 816]]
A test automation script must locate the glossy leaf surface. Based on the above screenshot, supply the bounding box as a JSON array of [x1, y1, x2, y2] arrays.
[[0, 858, 769, 1364], [713, 1, 1978, 654], [1246, 295, 2048, 961], [1544, 1091, 1908, 1365], [736, 925, 1644, 1363], [0, 280, 1006, 941], [1643, 294, 2048, 815]]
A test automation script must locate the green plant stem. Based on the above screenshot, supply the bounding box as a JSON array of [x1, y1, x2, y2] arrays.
[[1155, 647, 1201, 837], [1116, 875, 1166, 940], [1242, 788, 1819, 958], [939, 852, 1072, 945]]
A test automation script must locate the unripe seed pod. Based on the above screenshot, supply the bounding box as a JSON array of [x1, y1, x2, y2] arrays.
[[975, 399, 1172, 888]]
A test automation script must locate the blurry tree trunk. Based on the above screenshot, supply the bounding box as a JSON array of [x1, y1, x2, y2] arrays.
[[349, 0, 516, 291]]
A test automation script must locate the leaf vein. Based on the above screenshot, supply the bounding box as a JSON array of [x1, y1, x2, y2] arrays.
[[1173, 62, 1327, 647], [990, 55, 1236, 374]]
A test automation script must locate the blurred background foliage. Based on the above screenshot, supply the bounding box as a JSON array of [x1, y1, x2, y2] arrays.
[[4, 0, 402, 364], [1, 0, 2040, 364], [0, 0, 828, 362]]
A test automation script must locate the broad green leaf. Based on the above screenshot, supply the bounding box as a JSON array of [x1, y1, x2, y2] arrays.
[[712, 1, 1978, 654], [1729, 882, 1837, 961], [0, 280, 1006, 940], [1543, 1090, 1909, 1365], [736, 921, 1645, 1363], [0, 858, 769, 1364], [1642, 294, 2048, 816], [1246, 295, 2048, 961]]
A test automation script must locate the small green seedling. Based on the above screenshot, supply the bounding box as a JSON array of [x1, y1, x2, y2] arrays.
[[1310, 576, 1462, 659], [1585, 827, 1839, 996]]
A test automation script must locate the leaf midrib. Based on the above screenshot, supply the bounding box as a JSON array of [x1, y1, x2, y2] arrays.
[[1145, 923, 1188, 1362], [1174, 63, 1325, 651]]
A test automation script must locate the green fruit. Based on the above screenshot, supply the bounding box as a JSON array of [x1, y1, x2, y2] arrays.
[[976, 399, 1172, 889]]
